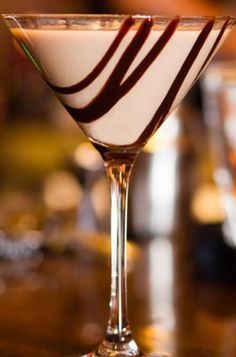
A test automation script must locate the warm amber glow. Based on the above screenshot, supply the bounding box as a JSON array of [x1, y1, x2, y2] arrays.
[[191, 183, 225, 223], [144, 112, 180, 154], [74, 142, 102, 171], [43, 170, 82, 211], [91, 177, 109, 221], [139, 324, 175, 355], [79, 232, 140, 264]]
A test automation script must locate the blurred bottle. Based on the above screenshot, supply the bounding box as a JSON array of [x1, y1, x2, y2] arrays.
[[183, 82, 236, 284]]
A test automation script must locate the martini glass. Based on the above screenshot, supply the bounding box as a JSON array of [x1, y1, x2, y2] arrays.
[[2, 14, 236, 357]]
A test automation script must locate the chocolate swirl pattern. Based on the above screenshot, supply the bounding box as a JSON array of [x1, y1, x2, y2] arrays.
[[47, 17, 136, 94], [13, 16, 230, 147], [196, 17, 230, 79], [63, 17, 180, 123]]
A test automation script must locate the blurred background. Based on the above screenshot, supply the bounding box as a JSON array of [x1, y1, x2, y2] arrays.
[[0, 1, 235, 357]]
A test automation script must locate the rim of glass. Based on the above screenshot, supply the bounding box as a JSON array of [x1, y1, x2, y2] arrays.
[[2, 13, 235, 22]]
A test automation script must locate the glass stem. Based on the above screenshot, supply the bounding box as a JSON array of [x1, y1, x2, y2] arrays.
[[104, 158, 135, 344]]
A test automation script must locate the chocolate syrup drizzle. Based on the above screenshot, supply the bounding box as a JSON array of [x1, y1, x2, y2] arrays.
[[138, 18, 215, 141], [47, 17, 135, 94], [45, 16, 228, 147], [195, 17, 230, 80], [63, 17, 180, 123]]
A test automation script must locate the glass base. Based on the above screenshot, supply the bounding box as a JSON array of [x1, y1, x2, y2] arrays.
[[68, 339, 151, 357], [85, 339, 146, 357], [66, 340, 168, 357], [81, 352, 165, 357], [79, 350, 166, 357], [82, 350, 146, 357], [66, 350, 167, 357]]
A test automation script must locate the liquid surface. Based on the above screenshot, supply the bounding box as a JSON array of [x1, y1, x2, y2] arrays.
[[12, 17, 230, 147]]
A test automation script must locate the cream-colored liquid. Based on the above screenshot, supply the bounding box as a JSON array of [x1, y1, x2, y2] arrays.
[[12, 26, 227, 146]]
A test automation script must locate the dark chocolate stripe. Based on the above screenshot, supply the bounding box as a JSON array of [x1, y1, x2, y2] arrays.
[[136, 18, 215, 144], [119, 17, 180, 95], [196, 17, 230, 79], [101, 17, 153, 89], [47, 16, 135, 94], [64, 18, 179, 123]]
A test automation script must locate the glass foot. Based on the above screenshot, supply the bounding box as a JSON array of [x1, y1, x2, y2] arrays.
[[81, 352, 166, 357], [67, 339, 148, 357], [68, 346, 167, 357], [84, 339, 146, 357], [67, 341, 168, 357], [81, 353, 167, 357], [82, 351, 147, 357]]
